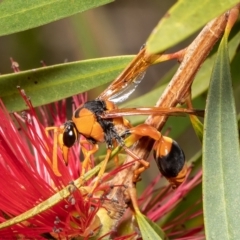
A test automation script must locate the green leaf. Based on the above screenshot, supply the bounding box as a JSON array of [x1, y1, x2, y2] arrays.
[[135, 211, 167, 240], [231, 48, 240, 86], [0, 0, 113, 36], [146, 0, 239, 53], [189, 115, 204, 143], [0, 56, 133, 112], [203, 32, 240, 239]]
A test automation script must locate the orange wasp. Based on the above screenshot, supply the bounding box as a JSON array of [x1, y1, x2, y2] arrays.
[[48, 45, 203, 190]]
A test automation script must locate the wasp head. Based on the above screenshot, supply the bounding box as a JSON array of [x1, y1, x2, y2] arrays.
[[58, 121, 78, 165]]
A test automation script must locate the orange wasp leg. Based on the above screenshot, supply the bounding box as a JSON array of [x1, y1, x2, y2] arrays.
[[89, 148, 112, 194], [80, 141, 99, 176], [113, 141, 120, 166], [45, 126, 64, 177], [78, 141, 112, 195], [127, 185, 141, 214], [122, 145, 150, 183]]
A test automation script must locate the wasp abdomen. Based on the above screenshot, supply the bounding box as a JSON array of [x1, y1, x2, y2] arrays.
[[153, 137, 186, 187]]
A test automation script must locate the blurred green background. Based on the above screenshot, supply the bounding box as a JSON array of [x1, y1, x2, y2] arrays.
[[0, 0, 176, 98]]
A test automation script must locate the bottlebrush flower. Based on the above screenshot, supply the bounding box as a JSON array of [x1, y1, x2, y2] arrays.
[[0, 90, 104, 239]]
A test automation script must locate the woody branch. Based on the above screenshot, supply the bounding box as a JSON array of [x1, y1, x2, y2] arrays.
[[106, 10, 229, 223]]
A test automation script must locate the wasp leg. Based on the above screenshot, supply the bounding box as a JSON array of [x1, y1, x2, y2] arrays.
[[122, 145, 150, 183], [123, 117, 132, 129], [89, 148, 112, 194], [113, 141, 120, 166], [128, 185, 141, 214], [45, 126, 63, 177], [80, 141, 99, 176]]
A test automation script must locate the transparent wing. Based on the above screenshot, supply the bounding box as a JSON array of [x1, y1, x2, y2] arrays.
[[108, 71, 146, 103], [101, 107, 205, 118], [98, 45, 161, 102]]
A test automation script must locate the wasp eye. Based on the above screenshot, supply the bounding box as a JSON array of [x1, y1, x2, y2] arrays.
[[63, 122, 77, 147]]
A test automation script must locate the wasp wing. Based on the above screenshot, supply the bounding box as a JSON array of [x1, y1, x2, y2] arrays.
[[97, 46, 161, 102], [101, 107, 205, 118]]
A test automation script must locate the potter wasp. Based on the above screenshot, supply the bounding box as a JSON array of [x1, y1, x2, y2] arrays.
[[47, 45, 203, 190]]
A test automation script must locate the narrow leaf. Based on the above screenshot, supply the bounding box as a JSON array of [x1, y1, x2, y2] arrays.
[[190, 115, 204, 143], [203, 32, 240, 239], [0, 56, 133, 112], [146, 0, 239, 53], [0, 0, 113, 36], [135, 211, 167, 240]]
